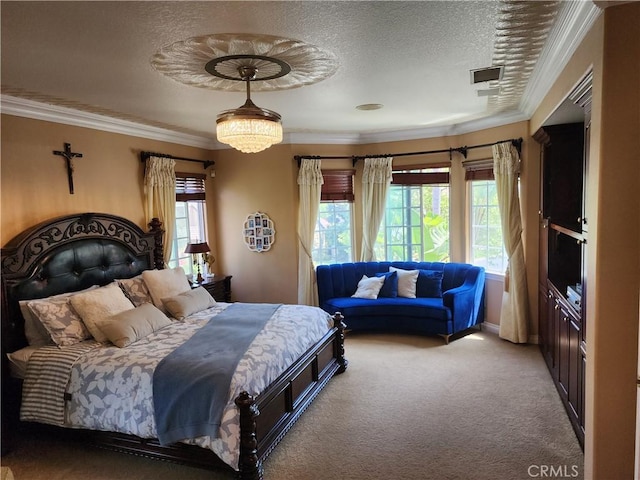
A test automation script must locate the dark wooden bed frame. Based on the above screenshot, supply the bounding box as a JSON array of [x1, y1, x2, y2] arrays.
[[1, 212, 347, 480]]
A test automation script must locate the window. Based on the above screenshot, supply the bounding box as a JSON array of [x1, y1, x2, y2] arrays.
[[312, 170, 354, 266], [167, 173, 207, 274], [374, 167, 450, 262], [466, 165, 508, 274]]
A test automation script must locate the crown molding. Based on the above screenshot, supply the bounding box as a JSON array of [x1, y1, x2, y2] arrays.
[[356, 110, 530, 144], [2, 93, 532, 149], [519, 1, 601, 117], [1, 95, 219, 150], [285, 131, 362, 146]]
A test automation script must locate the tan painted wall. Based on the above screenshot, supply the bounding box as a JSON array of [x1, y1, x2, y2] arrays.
[[1, 115, 527, 325], [0, 115, 219, 264], [211, 124, 532, 339], [530, 4, 640, 478]]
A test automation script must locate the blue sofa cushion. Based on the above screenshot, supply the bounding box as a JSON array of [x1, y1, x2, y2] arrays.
[[375, 271, 398, 298], [417, 269, 443, 298], [323, 296, 451, 322]]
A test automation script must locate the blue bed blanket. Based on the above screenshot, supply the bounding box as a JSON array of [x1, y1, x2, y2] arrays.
[[153, 302, 281, 445]]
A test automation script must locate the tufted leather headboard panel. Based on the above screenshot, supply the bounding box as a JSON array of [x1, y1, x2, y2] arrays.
[[1, 213, 164, 353], [9, 238, 149, 302]]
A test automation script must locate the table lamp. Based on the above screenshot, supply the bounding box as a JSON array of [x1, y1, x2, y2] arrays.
[[184, 241, 210, 283]]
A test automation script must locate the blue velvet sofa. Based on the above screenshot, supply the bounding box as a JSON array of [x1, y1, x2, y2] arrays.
[[316, 261, 485, 343]]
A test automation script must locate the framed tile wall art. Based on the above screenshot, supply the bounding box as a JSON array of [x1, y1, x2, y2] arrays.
[[243, 212, 275, 252]]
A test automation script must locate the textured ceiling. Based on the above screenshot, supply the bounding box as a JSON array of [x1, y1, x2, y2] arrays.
[[0, 1, 600, 148]]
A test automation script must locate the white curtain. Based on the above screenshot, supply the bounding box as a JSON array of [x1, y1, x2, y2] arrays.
[[144, 156, 176, 266], [297, 159, 323, 305], [493, 142, 529, 343], [360, 157, 393, 261]]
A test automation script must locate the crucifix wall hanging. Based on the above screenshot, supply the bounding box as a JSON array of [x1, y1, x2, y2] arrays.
[[53, 142, 83, 194]]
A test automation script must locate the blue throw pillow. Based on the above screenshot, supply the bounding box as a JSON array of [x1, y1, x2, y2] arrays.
[[375, 271, 398, 298], [416, 270, 443, 298]]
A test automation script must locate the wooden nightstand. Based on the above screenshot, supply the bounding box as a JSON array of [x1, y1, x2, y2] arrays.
[[198, 275, 232, 302]]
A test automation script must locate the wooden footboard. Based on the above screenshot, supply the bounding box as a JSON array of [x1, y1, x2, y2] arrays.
[[236, 312, 347, 480]]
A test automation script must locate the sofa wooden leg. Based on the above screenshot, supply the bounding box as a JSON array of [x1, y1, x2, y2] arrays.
[[439, 334, 451, 345]]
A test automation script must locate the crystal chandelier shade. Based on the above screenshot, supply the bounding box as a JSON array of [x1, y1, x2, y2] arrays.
[[216, 118, 283, 154], [215, 69, 283, 153]]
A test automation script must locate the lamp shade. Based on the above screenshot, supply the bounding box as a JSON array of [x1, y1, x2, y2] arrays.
[[184, 242, 210, 254]]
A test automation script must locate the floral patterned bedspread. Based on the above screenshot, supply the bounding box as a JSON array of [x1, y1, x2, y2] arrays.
[[62, 303, 333, 471]]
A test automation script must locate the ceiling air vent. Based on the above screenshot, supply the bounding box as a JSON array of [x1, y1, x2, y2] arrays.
[[477, 88, 501, 97], [470, 66, 504, 84]]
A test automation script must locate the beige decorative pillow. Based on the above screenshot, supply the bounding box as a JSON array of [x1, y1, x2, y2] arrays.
[[389, 267, 419, 298], [351, 275, 385, 299], [141, 267, 191, 312], [28, 297, 91, 346], [162, 286, 216, 320], [70, 283, 135, 343], [94, 303, 172, 348], [117, 274, 152, 307]]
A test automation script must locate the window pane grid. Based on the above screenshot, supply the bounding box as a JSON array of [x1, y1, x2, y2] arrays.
[[375, 172, 450, 262], [168, 200, 206, 274], [312, 202, 353, 266], [469, 180, 507, 274]]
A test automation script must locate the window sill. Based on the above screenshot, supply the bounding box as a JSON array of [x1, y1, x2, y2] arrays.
[[484, 271, 505, 282]]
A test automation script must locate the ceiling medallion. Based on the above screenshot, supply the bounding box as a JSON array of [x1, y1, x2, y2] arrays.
[[150, 33, 339, 92]]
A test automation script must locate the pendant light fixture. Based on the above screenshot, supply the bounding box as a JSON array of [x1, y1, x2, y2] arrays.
[[214, 64, 283, 153], [150, 33, 339, 153]]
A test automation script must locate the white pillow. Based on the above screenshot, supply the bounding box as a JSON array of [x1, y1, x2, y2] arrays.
[[70, 283, 135, 343], [142, 267, 191, 313], [351, 275, 385, 299], [389, 267, 419, 298], [7, 346, 40, 379], [162, 286, 216, 321], [94, 303, 172, 348]]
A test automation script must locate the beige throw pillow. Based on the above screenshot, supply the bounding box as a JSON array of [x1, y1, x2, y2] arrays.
[[141, 267, 191, 312], [351, 275, 385, 299], [70, 283, 135, 343], [162, 286, 216, 320], [94, 303, 172, 348], [389, 267, 419, 298]]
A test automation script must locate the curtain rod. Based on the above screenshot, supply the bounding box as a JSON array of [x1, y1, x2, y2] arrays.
[[294, 137, 523, 167], [140, 151, 215, 169]]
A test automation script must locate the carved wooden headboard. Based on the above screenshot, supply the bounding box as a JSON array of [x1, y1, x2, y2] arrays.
[[1, 212, 164, 354]]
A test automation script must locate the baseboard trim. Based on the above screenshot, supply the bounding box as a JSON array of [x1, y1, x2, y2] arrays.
[[481, 322, 540, 345], [482, 322, 500, 335]]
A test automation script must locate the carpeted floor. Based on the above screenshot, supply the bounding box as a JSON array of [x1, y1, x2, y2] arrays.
[[1, 330, 583, 480]]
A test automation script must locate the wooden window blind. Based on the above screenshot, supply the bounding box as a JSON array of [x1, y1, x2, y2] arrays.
[[175, 172, 206, 201], [465, 169, 494, 181], [462, 159, 494, 181], [391, 164, 450, 185], [322, 170, 355, 202]]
